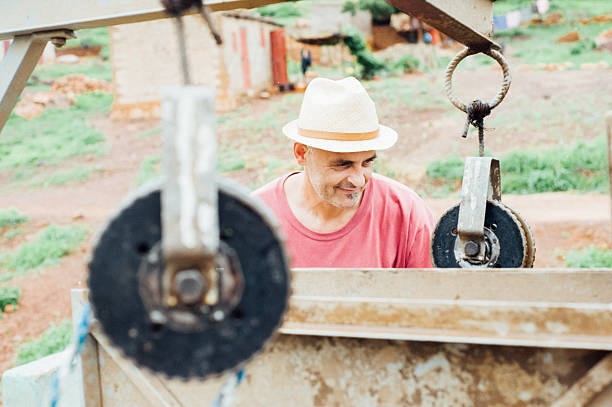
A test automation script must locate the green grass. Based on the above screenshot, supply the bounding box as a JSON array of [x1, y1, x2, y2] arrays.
[[0, 286, 20, 315], [66, 27, 111, 59], [15, 320, 72, 366], [491, 0, 612, 66], [563, 246, 612, 268], [30, 166, 101, 188], [426, 137, 609, 194], [0, 92, 113, 171], [137, 155, 161, 186], [32, 59, 112, 83], [0, 224, 88, 281], [367, 76, 450, 111], [0, 209, 28, 229]]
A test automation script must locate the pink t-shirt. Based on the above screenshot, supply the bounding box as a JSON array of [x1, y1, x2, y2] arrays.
[[253, 172, 435, 268]]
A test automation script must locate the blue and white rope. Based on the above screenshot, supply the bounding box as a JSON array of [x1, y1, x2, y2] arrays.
[[50, 303, 92, 407], [210, 369, 245, 407]]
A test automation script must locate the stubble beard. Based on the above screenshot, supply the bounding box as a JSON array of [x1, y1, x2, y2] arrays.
[[308, 172, 362, 209]]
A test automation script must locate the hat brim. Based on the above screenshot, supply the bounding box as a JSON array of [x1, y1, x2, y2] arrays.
[[282, 120, 398, 153]]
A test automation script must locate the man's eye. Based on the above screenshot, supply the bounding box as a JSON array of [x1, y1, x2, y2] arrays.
[[363, 160, 375, 167]]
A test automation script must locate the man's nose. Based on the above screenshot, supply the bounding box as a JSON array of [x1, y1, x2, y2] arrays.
[[347, 167, 367, 188]]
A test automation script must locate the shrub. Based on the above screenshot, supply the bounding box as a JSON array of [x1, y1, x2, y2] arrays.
[[0, 286, 20, 314], [15, 320, 72, 366], [0, 209, 28, 229], [563, 247, 612, 268], [342, 29, 386, 79]]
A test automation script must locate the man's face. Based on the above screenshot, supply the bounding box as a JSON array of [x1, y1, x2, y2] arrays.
[[302, 147, 377, 209]]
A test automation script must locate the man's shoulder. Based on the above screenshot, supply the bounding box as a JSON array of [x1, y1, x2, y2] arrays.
[[371, 174, 433, 219], [252, 177, 280, 199], [371, 173, 421, 201]]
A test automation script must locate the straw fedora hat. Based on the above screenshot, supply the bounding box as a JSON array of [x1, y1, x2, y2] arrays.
[[282, 77, 398, 152]]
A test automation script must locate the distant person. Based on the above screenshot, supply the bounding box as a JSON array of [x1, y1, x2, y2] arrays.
[[300, 48, 312, 76], [254, 77, 435, 268]]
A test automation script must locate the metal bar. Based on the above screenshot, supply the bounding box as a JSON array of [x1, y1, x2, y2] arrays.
[[385, 0, 499, 50], [0, 0, 288, 40], [91, 325, 183, 407], [161, 87, 219, 264], [289, 268, 612, 303], [552, 353, 612, 407], [72, 290, 102, 407], [0, 35, 47, 131], [0, 30, 74, 134], [457, 157, 498, 239], [282, 296, 612, 350], [607, 111, 612, 239]]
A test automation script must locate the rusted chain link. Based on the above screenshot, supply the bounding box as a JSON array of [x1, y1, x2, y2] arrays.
[[444, 47, 511, 113], [444, 47, 511, 156]]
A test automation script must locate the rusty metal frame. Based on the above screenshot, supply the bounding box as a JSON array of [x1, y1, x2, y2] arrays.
[[386, 0, 499, 50]]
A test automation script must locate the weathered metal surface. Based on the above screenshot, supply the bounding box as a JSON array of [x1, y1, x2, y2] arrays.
[[552, 353, 612, 407], [0, 0, 290, 40], [289, 269, 612, 303], [282, 296, 612, 350], [0, 30, 73, 133], [161, 87, 219, 261], [90, 331, 610, 407], [386, 0, 498, 49], [607, 111, 612, 231]]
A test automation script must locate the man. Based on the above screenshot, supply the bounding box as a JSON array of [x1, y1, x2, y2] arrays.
[[254, 77, 434, 268]]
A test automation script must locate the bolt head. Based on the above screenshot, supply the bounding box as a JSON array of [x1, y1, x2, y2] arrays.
[[464, 241, 480, 257], [173, 269, 206, 305]]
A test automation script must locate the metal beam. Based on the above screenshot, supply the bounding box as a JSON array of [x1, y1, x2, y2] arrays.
[[552, 353, 612, 407], [0, 30, 74, 132], [0, 0, 288, 40], [386, 0, 499, 49]]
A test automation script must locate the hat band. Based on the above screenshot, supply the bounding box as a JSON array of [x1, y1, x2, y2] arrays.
[[298, 127, 379, 141]]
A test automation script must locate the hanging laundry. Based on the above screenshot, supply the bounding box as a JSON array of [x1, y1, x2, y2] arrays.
[[536, 0, 550, 14], [506, 10, 522, 28], [493, 15, 508, 31], [520, 6, 533, 23]]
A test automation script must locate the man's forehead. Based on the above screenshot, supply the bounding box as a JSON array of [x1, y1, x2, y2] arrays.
[[319, 149, 377, 161]]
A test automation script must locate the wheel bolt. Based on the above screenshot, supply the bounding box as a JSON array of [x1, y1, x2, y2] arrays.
[[464, 241, 480, 257], [173, 269, 207, 305]]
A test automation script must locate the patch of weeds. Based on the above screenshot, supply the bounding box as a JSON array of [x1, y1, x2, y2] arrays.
[[0, 286, 20, 315], [426, 153, 465, 180], [0, 224, 88, 278], [2, 230, 22, 241], [562, 246, 612, 268], [507, 22, 612, 66], [218, 150, 246, 173], [0, 209, 28, 229], [30, 166, 101, 188], [426, 137, 610, 194], [33, 59, 112, 82], [15, 320, 72, 366], [134, 126, 161, 139], [10, 168, 38, 182], [0, 92, 113, 170], [137, 155, 161, 185]]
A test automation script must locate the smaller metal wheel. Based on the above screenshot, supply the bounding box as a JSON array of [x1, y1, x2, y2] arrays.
[[431, 201, 528, 268]]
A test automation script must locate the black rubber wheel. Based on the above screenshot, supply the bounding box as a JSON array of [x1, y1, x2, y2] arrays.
[[88, 180, 289, 379], [431, 201, 526, 268]]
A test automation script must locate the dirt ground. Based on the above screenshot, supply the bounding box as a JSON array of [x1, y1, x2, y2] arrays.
[[1, 66, 611, 384]]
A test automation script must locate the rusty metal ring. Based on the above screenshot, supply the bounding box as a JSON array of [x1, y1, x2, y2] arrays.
[[444, 47, 511, 113]]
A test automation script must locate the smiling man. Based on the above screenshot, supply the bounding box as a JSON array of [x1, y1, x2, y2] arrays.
[[254, 77, 435, 268]]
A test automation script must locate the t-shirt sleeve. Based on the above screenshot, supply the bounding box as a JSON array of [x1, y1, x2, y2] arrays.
[[404, 198, 435, 268]]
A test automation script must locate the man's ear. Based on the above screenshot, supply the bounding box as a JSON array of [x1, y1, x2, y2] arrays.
[[293, 143, 309, 166]]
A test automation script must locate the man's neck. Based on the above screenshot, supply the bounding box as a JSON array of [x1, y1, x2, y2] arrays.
[[283, 172, 361, 234]]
